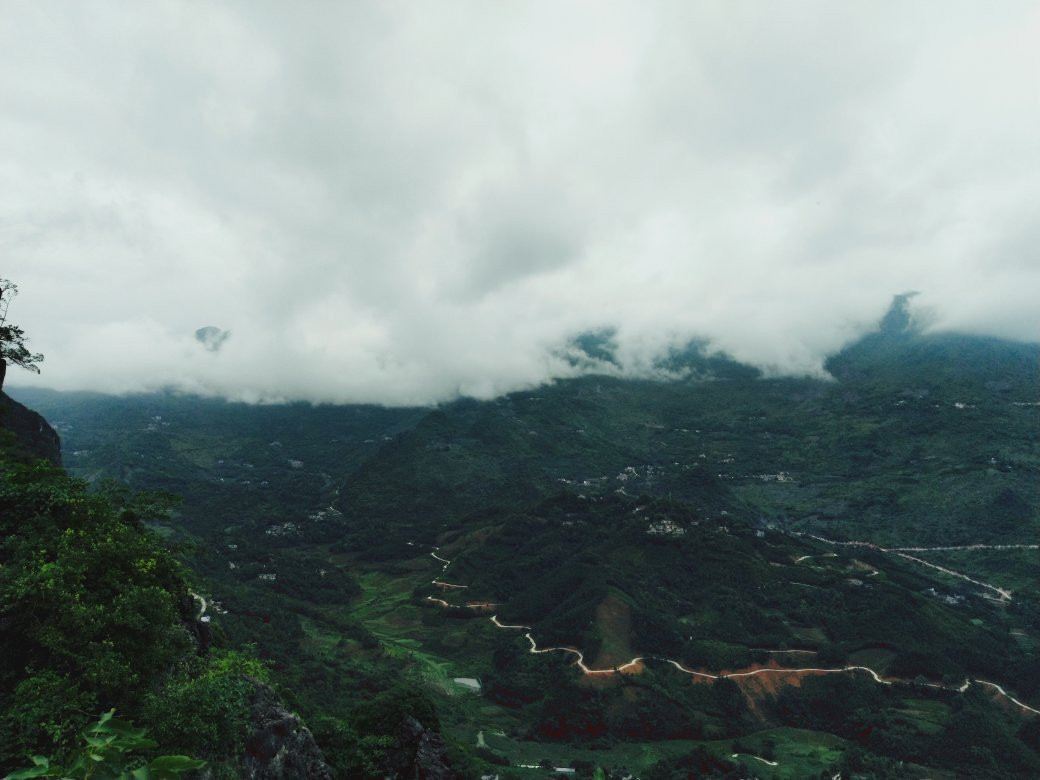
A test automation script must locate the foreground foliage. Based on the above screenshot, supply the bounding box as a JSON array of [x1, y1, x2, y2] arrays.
[[0, 450, 192, 765], [0, 442, 269, 775], [7, 709, 205, 779]]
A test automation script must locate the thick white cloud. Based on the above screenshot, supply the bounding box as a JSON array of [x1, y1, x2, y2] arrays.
[[2, 1, 1038, 404]]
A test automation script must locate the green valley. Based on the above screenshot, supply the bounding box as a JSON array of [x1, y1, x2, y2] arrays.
[[6, 300, 1040, 778]]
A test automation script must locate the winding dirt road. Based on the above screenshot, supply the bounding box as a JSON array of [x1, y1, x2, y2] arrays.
[[732, 753, 778, 767], [486, 611, 1040, 715], [427, 549, 1040, 717], [802, 534, 1022, 602], [430, 549, 469, 589]]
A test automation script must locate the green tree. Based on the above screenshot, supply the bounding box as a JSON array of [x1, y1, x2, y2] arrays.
[[0, 278, 44, 387], [0, 453, 193, 764], [142, 651, 267, 762]]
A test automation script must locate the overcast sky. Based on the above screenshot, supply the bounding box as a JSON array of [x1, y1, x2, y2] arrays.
[[3, 1, 1038, 404]]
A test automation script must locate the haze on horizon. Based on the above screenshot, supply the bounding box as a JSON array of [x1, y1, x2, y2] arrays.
[[3, 1, 1039, 405]]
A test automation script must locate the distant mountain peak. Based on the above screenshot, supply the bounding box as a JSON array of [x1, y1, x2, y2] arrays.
[[877, 291, 921, 337], [195, 326, 231, 352]]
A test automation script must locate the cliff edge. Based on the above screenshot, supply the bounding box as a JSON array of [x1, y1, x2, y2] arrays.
[[0, 389, 62, 466]]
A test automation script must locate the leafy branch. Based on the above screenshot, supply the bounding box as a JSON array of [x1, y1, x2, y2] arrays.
[[0, 278, 43, 376], [6, 709, 205, 780]]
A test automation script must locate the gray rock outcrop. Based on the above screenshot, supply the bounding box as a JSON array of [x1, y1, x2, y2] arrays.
[[242, 680, 333, 780], [399, 715, 457, 780]]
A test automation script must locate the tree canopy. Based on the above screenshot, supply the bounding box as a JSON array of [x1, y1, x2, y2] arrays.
[[0, 278, 44, 382]]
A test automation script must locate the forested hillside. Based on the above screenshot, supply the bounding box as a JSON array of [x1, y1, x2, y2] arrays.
[[0, 401, 462, 778], [0, 402, 273, 775], [9, 303, 1040, 778]]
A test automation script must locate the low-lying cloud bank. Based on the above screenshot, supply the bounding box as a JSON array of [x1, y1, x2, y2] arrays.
[[4, 2, 1039, 405]]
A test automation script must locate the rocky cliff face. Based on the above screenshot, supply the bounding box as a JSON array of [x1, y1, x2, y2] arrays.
[[242, 680, 333, 780], [0, 390, 62, 466], [397, 715, 458, 780]]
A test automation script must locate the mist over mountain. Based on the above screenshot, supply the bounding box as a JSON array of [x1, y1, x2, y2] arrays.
[[4, 3, 1040, 403], [4, 3, 1040, 777], [8, 289, 1037, 406], [8, 312, 1039, 778]]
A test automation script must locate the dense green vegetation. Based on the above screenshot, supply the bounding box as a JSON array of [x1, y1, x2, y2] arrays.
[[0, 418, 299, 776], [775, 676, 1040, 778], [9, 300, 1040, 777], [0, 423, 462, 778], [442, 493, 1024, 682], [6, 710, 206, 780]]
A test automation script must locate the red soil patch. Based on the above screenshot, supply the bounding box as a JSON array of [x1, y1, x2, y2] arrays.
[[718, 658, 786, 677], [463, 602, 497, 613], [976, 682, 1040, 718], [723, 663, 834, 719], [617, 658, 646, 675], [732, 668, 822, 699], [579, 658, 647, 688]]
